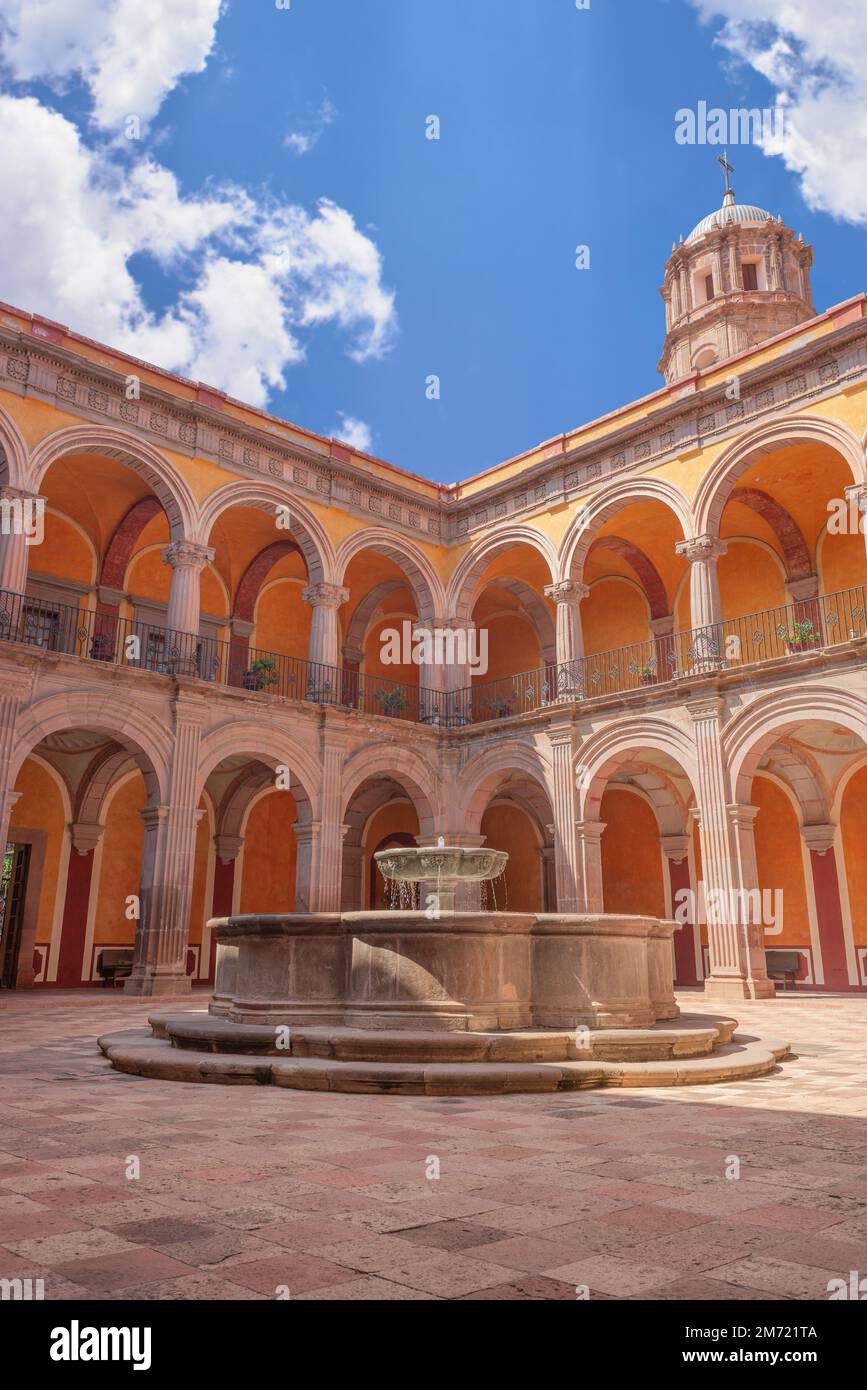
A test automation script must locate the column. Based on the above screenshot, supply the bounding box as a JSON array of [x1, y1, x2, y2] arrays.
[[293, 822, 321, 913], [575, 821, 606, 913], [0, 487, 40, 596], [0, 677, 28, 863], [539, 842, 556, 912], [801, 823, 853, 991], [440, 615, 476, 726], [125, 694, 207, 996], [163, 541, 214, 674], [341, 643, 364, 708], [661, 832, 698, 985], [547, 722, 581, 911], [57, 822, 103, 987], [303, 582, 348, 701], [544, 581, 589, 698], [844, 484, 867, 567], [341, 831, 364, 909], [313, 729, 350, 912], [690, 696, 774, 1000], [208, 833, 243, 981], [649, 613, 676, 684], [93, 584, 126, 663], [675, 534, 727, 670], [227, 616, 254, 685]]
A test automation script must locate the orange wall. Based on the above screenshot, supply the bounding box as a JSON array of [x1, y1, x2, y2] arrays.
[[10, 758, 66, 946], [840, 764, 867, 947], [583, 580, 649, 656], [94, 773, 146, 947], [253, 581, 310, 664], [239, 791, 297, 914], [364, 800, 420, 908], [752, 775, 811, 947], [600, 788, 665, 916], [480, 803, 541, 911], [718, 541, 787, 621]]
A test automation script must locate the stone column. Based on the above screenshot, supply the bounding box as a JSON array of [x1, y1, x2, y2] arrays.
[[575, 821, 606, 913], [649, 613, 676, 684], [690, 697, 774, 1000], [544, 581, 589, 698], [227, 616, 254, 685], [125, 693, 207, 996], [675, 535, 727, 670], [0, 677, 28, 862], [547, 722, 581, 911], [293, 822, 321, 913], [94, 584, 126, 663], [0, 487, 41, 596], [303, 583, 348, 701], [784, 573, 822, 647], [661, 832, 698, 985], [539, 842, 556, 912], [56, 822, 104, 986], [801, 823, 853, 991], [844, 485, 867, 565], [314, 730, 350, 912], [163, 541, 214, 674], [341, 831, 364, 909], [440, 615, 476, 726], [208, 834, 243, 980]]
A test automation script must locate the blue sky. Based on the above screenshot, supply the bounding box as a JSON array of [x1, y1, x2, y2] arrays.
[[0, 0, 865, 482]]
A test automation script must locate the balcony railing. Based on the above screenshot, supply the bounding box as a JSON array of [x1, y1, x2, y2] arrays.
[[1, 583, 865, 726]]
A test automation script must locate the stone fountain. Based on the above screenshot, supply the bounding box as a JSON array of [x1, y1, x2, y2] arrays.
[[99, 843, 789, 1094]]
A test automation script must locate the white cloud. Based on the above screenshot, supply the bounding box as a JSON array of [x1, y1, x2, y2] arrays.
[[284, 96, 337, 156], [0, 0, 223, 128], [689, 0, 867, 225], [0, 94, 397, 407], [331, 413, 373, 452]]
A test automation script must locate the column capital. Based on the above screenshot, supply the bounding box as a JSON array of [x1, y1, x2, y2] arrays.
[[727, 803, 760, 830], [784, 574, 820, 603], [675, 534, 728, 564], [97, 584, 127, 607], [546, 720, 579, 750], [163, 541, 214, 570], [214, 833, 244, 864], [139, 803, 170, 832], [660, 833, 690, 863], [230, 615, 255, 638], [649, 613, 675, 638], [69, 821, 104, 856], [687, 694, 725, 724], [302, 582, 349, 609], [544, 580, 589, 604], [575, 819, 606, 843], [801, 821, 837, 855]]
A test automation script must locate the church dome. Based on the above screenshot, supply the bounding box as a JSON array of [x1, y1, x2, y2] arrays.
[[686, 200, 772, 243]]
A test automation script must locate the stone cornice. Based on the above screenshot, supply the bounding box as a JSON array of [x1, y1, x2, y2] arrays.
[[2, 306, 866, 548]]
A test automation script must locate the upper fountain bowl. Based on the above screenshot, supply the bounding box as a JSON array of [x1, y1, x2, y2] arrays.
[[374, 846, 508, 885]]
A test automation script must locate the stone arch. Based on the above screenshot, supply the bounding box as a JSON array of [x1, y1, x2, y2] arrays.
[[755, 741, 831, 826], [196, 722, 320, 821], [101, 497, 163, 589], [336, 529, 445, 625], [456, 740, 554, 830], [0, 401, 29, 489], [197, 483, 335, 588], [576, 716, 699, 821], [560, 477, 693, 585], [11, 693, 171, 801], [340, 743, 439, 839], [233, 539, 304, 622], [343, 580, 407, 661], [724, 686, 867, 805], [446, 527, 558, 623], [694, 415, 866, 539], [482, 576, 557, 659], [587, 536, 669, 619], [27, 425, 196, 544], [728, 488, 813, 581], [75, 746, 145, 825]]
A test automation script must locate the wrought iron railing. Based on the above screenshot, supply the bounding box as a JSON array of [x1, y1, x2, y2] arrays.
[[1, 582, 865, 726]]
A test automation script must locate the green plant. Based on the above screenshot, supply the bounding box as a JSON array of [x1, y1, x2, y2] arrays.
[[776, 619, 821, 650], [249, 655, 278, 688], [376, 687, 408, 713], [484, 695, 513, 717]]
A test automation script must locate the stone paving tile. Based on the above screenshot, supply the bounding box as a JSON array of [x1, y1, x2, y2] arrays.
[[1, 990, 866, 1300]]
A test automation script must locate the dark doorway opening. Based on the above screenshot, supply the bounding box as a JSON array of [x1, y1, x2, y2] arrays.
[[0, 842, 31, 988]]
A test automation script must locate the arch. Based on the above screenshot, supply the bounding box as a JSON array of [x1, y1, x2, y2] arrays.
[[344, 579, 407, 658], [756, 741, 831, 826], [727, 487, 813, 581], [694, 415, 866, 539], [27, 425, 197, 544], [560, 477, 693, 584], [476, 576, 557, 658], [446, 526, 558, 623], [576, 716, 699, 821], [456, 740, 554, 830], [75, 746, 144, 826], [0, 401, 30, 489], [587, 536, 669, 619], [11, 693, 171, 801], [724, 686, 867, 805], [336, 528, 446, 625], [196, 722, 321, 818], [197, 483, 335, 588], [216, 761, 307, 840], [234, 540, 304, 622], [101, 497, 164, 589], [340, 743, 439, 838]]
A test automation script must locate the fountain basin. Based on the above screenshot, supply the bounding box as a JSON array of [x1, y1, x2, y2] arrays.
[[208, 910, 680, 1031]]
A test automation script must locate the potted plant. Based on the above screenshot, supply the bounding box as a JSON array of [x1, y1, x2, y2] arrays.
[[376, 687, 408, 717], [776, 619, 821, 655], [90, 632, 113, 662], [485, 695, 513, 719], [244, 655, 278, 691], [639, 662, 657, 686]]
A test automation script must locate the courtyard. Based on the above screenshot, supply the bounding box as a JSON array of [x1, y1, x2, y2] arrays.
[[1, 989, 865, 1302]]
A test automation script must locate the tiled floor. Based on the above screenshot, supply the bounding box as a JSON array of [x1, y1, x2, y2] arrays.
[[1, 989, 866, 1300]]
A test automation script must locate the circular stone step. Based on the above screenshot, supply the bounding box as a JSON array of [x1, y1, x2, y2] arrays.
[[147, 1011, 739, 1063], [99, 1021, 789, 1095]]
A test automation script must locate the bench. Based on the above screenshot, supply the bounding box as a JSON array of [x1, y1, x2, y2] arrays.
[[96, 948, 134, 987], [765, 949, 801, 990]]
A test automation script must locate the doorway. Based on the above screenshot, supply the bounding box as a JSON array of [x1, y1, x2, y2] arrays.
[[0, 842, 31, 988]]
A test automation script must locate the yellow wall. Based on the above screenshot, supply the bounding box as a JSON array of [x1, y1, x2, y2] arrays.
[[239, 791, 297, 914], [840, 764, 867, 947], [480, 804, 542, 911], [600, 788, 665, 917], [753, 775, 811, 948], [10, 758, 65, 946], [94, 773, 146, 947]]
